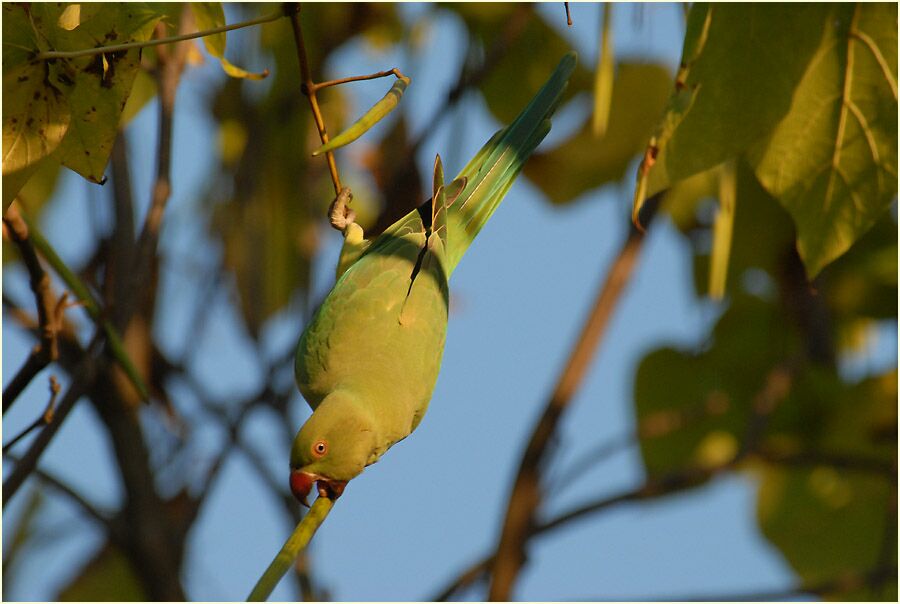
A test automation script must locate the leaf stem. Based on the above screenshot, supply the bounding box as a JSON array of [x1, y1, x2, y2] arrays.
[[312, 68, 405, 92], [33, 9, 284, 61], [287, 4, 342, 195], [247, 496, 335, 601]]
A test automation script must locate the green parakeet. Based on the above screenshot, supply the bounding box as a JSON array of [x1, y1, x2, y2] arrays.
[[290, 53, 576, 505]]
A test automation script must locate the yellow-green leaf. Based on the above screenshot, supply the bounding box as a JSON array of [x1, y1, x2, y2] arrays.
[[2, 60, 72, 177], [51, 4, 164, 182], [58, 542, 147, 601], [643, 4, 833, 197], [190, 2, 269, 80], [708, 160, 735, 299], [592, 3, 614, 137], [313, 76, 410, 156]]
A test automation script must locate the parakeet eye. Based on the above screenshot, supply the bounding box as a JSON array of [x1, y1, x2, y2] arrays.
[[312, 440, 328, 457]]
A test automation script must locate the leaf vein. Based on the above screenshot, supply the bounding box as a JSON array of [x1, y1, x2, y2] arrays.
[[850, 29, 898, 100]]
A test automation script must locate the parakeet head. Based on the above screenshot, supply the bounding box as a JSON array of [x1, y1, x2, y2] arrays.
[[289, 391, 376, 506]]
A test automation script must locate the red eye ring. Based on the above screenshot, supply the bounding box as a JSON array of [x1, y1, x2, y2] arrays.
[[312, 440, 328, 457]]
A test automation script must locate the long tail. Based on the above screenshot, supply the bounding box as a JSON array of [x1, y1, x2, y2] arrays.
[[444, 52, 576, 275]]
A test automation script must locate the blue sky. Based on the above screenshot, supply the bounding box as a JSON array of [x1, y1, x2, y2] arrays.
[[3, 3, 871, 600]]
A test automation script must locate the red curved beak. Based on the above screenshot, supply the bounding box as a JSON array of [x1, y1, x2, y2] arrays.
[[289, 470, 315, 507]]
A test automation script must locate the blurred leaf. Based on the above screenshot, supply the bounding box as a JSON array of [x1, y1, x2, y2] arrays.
[[523, 63, 670, 204], [58, 542, 146, 601], [363, 115, 424, 237], [3, 156, 62, 265], [119, 68, 156, 127], [448, 4, 593, 124], [708, 160, 735, 299], [825, 213, 898, 321], [686, 161, 796, 300], [190, 3, 269, 80], [592, 3, 614, 137], [645, 4, 832, 197], [657, 163, 717, 231], [757, 371, 897, 600], [748, 3, 898, 278]]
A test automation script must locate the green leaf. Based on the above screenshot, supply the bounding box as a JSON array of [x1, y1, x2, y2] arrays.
[[2, 3, 164, 189], [190, 3, 269, 80], [50, 4, 164, 182], [2, 4, 72, 181], [313, 75, 410, 156], [523, 63, 671, 204], [756, 372, 897, 600], [58, 542, 146, 601], [644, 4, 834, 197], [748, 3, 898, 278]]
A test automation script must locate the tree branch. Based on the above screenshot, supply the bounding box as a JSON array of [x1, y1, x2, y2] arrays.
[[488, 196, 662, 600], [3, 376, 60, 453], [2, 204, 61, 412], [2, 334, 102, 507]]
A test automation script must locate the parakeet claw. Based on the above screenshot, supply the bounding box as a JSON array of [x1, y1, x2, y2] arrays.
[[317, 479, 347, 500]]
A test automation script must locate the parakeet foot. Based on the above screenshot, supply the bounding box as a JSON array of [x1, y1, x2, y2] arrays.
[[329, 187, 356, 231]]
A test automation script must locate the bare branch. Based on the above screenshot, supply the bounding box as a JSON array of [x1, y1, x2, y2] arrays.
[[2, 334, 103, 507], [3, 376, 60, 452], [2, 205, 61, 412], [488, 196, 662, 600]]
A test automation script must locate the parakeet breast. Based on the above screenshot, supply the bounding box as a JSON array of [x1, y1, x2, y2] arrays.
[[295, 230, 449, 451]]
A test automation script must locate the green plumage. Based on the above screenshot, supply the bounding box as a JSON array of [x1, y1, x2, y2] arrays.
[[291, 53, 576, 489]]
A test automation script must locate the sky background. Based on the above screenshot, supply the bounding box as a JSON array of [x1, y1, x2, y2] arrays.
[[3, 3, 896, 601]]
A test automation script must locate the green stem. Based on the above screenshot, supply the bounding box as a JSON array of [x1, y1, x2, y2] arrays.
[[20, 211, 150, 401], [34, 9, 284, 61], [248, 496, 335, 601]]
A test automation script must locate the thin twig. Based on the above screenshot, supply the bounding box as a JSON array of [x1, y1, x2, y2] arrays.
[[34, 9, 284, 60], [311, 68, 404, 92], [2, 205, 60, 412], [2, 452, 115, 531], [286, 4, 342, 195], [127, 17, 190, 304], [565, 2, 573, 26], [488, 196, 662, 601], [2, 333, 103, 507], [3, 376, 60, 452]]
